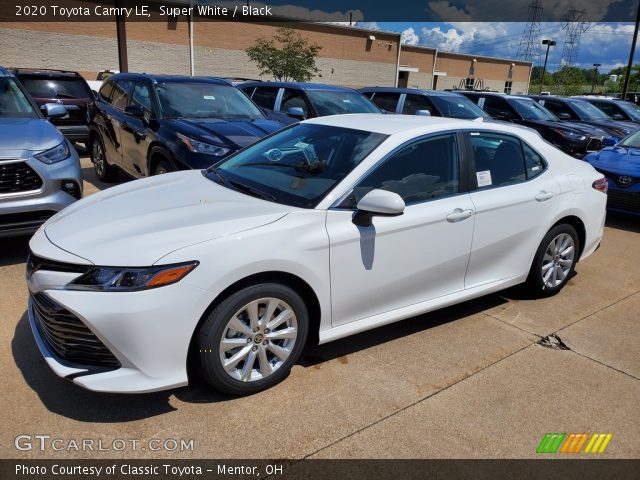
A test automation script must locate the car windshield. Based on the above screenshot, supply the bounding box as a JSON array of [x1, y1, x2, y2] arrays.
[[510, 98, 557, 120], [206, 123, 388, 208], [0, 78, 38, 118], [156, 82, 264, 119], [19, 76, 92, 99], [430, 95, 488, 119], [617, 101, 640, 121], [618, 130, 640, 148], [569, 100, 610, 120], [305, 90, 381, 116]]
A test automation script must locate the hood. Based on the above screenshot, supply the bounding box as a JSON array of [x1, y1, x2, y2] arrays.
[[166, 117, 283, 149], [581, 120, 638, 137], [44, 170, 296, 266], [587, 146, 640, 176], [545, 120, 610, 137], [0, 118, 63, 152]]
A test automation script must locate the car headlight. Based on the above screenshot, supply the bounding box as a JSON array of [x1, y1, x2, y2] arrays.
[[550, 128, 586, 141], [34, 141, 71, 164], [66, 261, 198, 292], [177, 133, 231, 157]]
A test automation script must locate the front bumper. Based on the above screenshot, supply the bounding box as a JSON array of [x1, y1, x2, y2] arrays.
[[26, 250, 212, 393], [606, 183, 640, 215], [0, 152, 82, 238]]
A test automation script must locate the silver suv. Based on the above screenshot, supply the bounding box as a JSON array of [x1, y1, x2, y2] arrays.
[[0, 66, 82, 237]]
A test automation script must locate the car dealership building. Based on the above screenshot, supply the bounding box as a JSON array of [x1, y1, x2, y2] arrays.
[[0, 19, 532, 93]]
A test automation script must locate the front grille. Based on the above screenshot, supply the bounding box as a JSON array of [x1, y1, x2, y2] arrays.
[[31, 292, 121, 369], [0, 210, 56, 232], [595, 168, 639, 188], [586, 137, 604, 152], [607, 190, 640, 213], [27, 252, 91, 277], [0, 161, 42, 194]]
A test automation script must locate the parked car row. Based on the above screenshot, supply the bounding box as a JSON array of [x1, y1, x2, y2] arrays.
[[1, 64, 638, 241]]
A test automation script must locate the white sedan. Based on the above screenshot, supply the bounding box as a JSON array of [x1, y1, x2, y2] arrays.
[[26, 114, 607, 395]]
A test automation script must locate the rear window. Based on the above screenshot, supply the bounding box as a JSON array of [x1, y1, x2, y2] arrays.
[[19, 76, 92, 100]]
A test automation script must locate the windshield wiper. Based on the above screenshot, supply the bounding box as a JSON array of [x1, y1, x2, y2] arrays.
[[227, 179, 276, 202]]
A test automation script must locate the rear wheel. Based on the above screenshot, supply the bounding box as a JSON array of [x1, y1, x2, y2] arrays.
[[154, 159, 174, 175], [527, 224, 579, 296], [197, 283, 308, 395], [91, 135, 118, 182]]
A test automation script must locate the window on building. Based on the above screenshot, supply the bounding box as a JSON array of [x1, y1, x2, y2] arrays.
[[465, 78, 475, 90], [353, 133, 459, 205], [504, 81, 513, 94]]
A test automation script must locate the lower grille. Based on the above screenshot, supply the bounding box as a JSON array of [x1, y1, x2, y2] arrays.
[[607, 190, 640, 213], [31, 292, 120, 369], [0, 210, 56, 232], [586, 137, 604, 152], [0, 161, 42, 194]]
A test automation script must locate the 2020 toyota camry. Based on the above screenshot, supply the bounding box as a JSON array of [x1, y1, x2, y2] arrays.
[[26, 115, 607, 395]]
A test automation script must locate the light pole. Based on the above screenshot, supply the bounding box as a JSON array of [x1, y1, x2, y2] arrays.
[[591, 63, 601, 93], [540, 39, 556, 94]]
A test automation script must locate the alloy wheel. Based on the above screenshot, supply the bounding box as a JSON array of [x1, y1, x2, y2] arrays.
[[93, 141, 105, 177], [541, 233, 575, 288], [219, 297, 298, 382]]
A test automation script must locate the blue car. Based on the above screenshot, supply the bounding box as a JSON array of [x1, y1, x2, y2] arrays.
[[584, 131, 640, 215]]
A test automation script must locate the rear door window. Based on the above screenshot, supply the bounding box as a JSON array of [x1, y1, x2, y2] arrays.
[[402, 94, 436, 115], [281, 89, 311, 117], [369, 92, 400, 113], [111, 80, 133, 110], [98, 80, 114, 103], [469, 132, 527, 188], [250, 87, 279, 110]]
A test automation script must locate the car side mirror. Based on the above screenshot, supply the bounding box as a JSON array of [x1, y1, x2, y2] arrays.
[[602, 137, 617, 147], [287, 107, 306, 120], [43, 103, 67, 120], [353, 189, 405, 226], [415, 109, 431, 116], [124, 104, 146, 118], [557, 112, 571, 120]]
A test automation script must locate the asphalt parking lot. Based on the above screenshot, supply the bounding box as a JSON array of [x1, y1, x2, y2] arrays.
[[1, 148, 639, 460]]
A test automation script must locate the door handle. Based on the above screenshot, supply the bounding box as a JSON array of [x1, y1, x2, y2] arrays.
[[446, 208, 474, 223], [535, 190, 555, 202]]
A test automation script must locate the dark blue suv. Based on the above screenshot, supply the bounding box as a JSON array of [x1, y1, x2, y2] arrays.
[[239, 81, 380, 122], [88, 74, 285, 181]]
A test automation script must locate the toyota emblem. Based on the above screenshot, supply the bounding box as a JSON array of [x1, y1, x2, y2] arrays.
[[618, 176, 633, 186]]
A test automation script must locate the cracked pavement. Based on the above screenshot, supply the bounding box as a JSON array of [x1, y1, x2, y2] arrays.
[[0, 154, 638, 459]]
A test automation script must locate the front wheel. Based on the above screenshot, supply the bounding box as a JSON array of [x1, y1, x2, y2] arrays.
[[527, 224, 579, 296], [196, 283, 309, 395]]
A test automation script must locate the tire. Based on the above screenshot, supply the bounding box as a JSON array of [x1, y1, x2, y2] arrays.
[[196, 283, 309, 395], [91, 135, 118, 182], [154, 159, 174, 175], [527, 224, 579, 296]]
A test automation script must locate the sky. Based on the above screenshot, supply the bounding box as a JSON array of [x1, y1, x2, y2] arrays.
[[355, 22, 639, 73]]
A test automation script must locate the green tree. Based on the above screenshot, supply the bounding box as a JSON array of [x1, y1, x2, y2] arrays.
[[246, 27, 322, 82]]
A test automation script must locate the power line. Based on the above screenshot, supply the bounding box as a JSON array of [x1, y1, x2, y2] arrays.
[[516, 0, 544, 62]]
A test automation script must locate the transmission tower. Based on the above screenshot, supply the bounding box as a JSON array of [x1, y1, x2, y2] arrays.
[[557, 9, 590, 93], [516, 0, 544, 63]]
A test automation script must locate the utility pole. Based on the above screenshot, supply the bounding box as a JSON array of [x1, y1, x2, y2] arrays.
[[557, 9, 589, 94], [540, 39, 556, 94], [622, 3, 640, 100], [591, 63, 601, 93], [516, 0, 543, 63]]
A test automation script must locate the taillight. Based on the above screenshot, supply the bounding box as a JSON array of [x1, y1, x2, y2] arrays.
[[592, 176, 608, 193]]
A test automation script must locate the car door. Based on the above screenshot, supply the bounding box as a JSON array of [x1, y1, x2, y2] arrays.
[[326, 132, 476, 327], [106, 79, 133, 172], [368, 91, 401, 113], [464, 131, 560, 288], [119, 81, 154, 177], [94, 79, 123, 166]]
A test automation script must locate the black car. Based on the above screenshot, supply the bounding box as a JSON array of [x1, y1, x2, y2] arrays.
[[459, 91, 613, 158], [359, 87, 490, 119], [239, 81, 381, 121], [88, 73, 285, 181], [528, 95, 638, 140], [12, 68, 93, 144], [575, 96, 640, 124]]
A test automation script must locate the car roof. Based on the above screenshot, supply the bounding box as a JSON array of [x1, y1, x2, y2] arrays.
[[108, 73, 232, 85], [358, 87, 463, 97], [305, 113, 502, 135], [239, 81, 358, 92], [0, 66, 12, 77], [574, 96, 620, 103], [528, 95, 586, 103], [12, 68, 83, 77]]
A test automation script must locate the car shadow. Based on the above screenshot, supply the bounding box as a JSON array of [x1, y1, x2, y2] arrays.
[[605, 212, 640, 233], [0, 235, 31, 267]]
